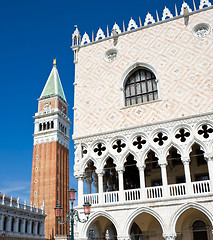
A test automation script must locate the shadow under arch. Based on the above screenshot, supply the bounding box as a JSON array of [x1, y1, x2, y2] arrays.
[[171, 202, 213, 234], [82, 211, 119, 239], [186, 139, 208, 157], [123, 207, 166, 238]]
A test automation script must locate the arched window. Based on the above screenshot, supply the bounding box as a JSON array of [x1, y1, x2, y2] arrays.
[[125, 68, 158, 106]]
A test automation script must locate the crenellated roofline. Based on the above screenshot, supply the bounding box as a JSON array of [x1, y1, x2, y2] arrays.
[[71, 0, 212, 49]]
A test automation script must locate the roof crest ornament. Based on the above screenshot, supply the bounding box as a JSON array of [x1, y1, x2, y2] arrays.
[[72, 1, 212, 46], [95, 28, 105, 41], [111, 23, 121, 35], [127, 18, 138, 31], [81, 32, 90, 45], [180, 2, 192, 15], [144, 12, 155, 26], [162, 7, 173, 20], [199, 0, 211, 9]]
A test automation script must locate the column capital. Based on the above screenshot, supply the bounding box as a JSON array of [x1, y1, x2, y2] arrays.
[[159, 163, 167, 168], [96, 169, 104, 176], [116, 165, 125, 172], [76, 172, 84, 179], [137, 164, 146, 171], [163, 233, 176, 240], [182, 157, 190, 164], [204, 153, 213, 161]]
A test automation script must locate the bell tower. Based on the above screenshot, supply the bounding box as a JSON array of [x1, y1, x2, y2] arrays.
[[30, 59, 70, 239]]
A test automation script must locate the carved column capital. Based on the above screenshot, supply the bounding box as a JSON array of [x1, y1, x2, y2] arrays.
[[137, 164, 146, 171], [204, 153, 213, 161], [159, 163, 167, 168], [163, 233, 176, 240], [76, 173, 84, 179], [96, 169, 104, 176], [182, 157, 190, 164], [116, 166, 125, 173]]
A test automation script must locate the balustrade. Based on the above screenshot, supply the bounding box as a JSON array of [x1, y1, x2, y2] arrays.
[[192, 180, 210, 194], [82, 180, 212, 206], [146, 186, 163, 199], [169, 183, 186, 197], [84, 194, 99, 205], [124, 189, 141, 201], [104, 191, 119, 203]]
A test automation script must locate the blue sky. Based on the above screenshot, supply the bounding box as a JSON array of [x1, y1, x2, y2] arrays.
[[0, 0, 202, 204]]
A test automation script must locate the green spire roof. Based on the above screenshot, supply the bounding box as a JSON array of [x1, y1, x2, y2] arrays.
[[40, 61, 66, 101]]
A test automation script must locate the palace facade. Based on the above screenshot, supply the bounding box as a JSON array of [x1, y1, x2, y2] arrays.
[[72, 1, 213, 240]]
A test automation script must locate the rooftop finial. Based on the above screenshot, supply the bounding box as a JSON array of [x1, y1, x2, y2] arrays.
[[53, 59, 56, 66]]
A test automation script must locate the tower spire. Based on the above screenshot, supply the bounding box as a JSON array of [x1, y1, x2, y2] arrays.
[[40, 60, 66, 101]]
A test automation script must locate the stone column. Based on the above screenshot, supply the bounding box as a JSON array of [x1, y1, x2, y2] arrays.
[[6, 216, 11, 231], [34, 221, 38, 235], [138, 165, 146, 200], [38, 221, 45, 236], [182, 158, 192, 195], [27, 220, 32, 234], [117, 169, 124, 203], [205, 154, 213, 190], [85, 178, 93, 194], [13, 217, 19, 232], [160, 163, 169, 197], [21, 219, 26, 233], [77, 175, 84, 206], [0, 215, 4, 231], [97, 171, 104, 204]]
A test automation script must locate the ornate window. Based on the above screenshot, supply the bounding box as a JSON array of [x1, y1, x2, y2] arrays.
[[124, 68, 158, 106]]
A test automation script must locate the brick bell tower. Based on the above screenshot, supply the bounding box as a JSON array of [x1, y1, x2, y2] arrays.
[[30, 59, 70, 239]]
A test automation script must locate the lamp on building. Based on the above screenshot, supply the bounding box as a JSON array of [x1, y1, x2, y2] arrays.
[[54, 187, 91, 240]]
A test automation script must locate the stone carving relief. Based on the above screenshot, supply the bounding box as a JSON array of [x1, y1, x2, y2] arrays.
[[192, 23, 211, 38], [127, 18, 138, 31], [162, 7, 173, 20], [95, 28, 105, 41], [144, 13, 155, 26], [81, 32, 90, 45]]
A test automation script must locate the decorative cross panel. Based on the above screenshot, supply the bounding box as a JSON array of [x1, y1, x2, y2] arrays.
[[133, 136, 146, 149], [198, 124, 213, 139], [112, 140, 126, 153], [175, 128, 190, 142], [154, 132, 168, 146], [94, 143, 106, 156], [82, 145, 87, 157]]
